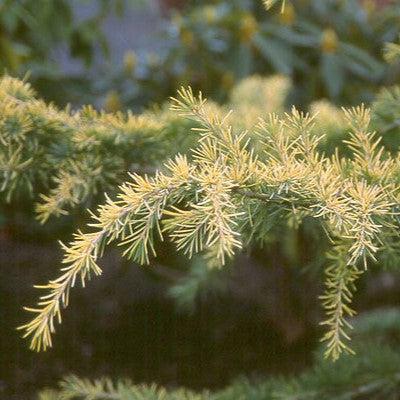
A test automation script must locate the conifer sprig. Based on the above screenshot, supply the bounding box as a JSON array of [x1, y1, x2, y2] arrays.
[[319, 245, 363, 361]]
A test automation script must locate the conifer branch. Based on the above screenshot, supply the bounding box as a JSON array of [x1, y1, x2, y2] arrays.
[[0, 76, 184, 221], [45, 375, 200, 400], [18, 155, 192, 351], [18, 86, 400, 360]]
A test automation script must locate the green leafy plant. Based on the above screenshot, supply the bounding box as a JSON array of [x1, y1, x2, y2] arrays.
[[1, 1, 398, 111], [0, 0, 146, 107], [103, 0, 399, 111]]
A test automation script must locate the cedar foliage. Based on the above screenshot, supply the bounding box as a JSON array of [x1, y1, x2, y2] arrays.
[[8, 74, 399, 361], [0, 75, 194, 222]]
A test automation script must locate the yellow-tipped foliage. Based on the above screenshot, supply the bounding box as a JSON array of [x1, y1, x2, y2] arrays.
[[18, 86, 400, 360]]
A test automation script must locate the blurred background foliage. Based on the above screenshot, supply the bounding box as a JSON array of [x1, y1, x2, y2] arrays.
[[0, 0, 400, 399], [91, 0, 400, 110], [0, 0, 399, 111], [141, 0, 399, 107], [0, 0, 112, 103]]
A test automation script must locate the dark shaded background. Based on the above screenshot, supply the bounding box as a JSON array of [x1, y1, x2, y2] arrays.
[[2, 220, 400, 398]]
